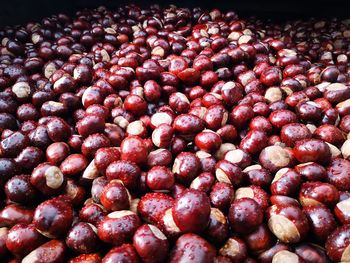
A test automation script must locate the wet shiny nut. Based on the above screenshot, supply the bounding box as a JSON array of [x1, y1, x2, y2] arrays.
[[169, 233, 216, 263], [22, 240, 66, 263], [33, 197, 74, 238], [172, 189, 211, 233], [30, 163, 65, 196], [6, 223, 46, 258], [133, 224, 169, 263], [97, 210, 141, 245], [66, 222, 99, 254], [325, 225, 350, 262], [267, 204, 309, 243], [303, 205, 337, 242], [100, 180, 131, 212], [228, 197, 263, 234]]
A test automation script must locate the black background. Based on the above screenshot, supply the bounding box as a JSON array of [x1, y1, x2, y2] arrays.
[[0, 0, 349, 27]]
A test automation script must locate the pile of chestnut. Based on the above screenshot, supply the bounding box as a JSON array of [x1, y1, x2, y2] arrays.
[[1, 4, 350, 263]]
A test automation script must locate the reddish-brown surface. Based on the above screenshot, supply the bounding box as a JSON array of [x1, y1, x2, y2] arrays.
[[0, 4, 350, 262]]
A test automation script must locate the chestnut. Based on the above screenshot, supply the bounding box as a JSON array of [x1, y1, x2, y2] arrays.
[[137, 192, 174, 224], [244, 225, 274, 254], [79, 203, 107, 226], [0, 204, 34, 227], [100, 180, 131, 211], [210, 182, 234, 212], [215, 160, 243, 186], [22, 240, 66, 263], [146, 166, 175, 192], [120, 135, 148, 165], [219, 237, 247, 262], [5, 175, 38, 205], [30, 163, 65, 196], [33, 197, 73, 238], [172, 152, 201, 185], [0, 227, 8, 258], [106, 160, 141, 190], [133, 224, 169, 263], [267, 204, 309, 243], [334, 197, 350, 224], [6, 223, 46, 258], [205, 208, 229, 244], [299, 181, 339, 207], [169, 233, 216, 263], [259, 145, 294, 172], [103, 244, 140, 263], [326, 158, 350, 191], [172, 189, 211, 233], [270, 168, 302, 197], [69, 254, 102, 263], [326, 225, 350, 262], [302, 205, 337, 242], [97, 210, 141, 245], [66, 222, 99, 254], [228, 197, 263, 234], [293, 139, 331, 165]]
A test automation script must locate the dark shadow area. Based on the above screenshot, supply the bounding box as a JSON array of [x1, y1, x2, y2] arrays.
[[0, 0, 349, 27]]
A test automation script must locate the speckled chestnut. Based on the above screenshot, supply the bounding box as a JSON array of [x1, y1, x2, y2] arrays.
[[97, 210, 141, 245], [169, 233, 216, 263], [303, 205, 337, 242], [325, 225, 350, 262], [299, 181, 339, 207], [172, 189, 211, 233], [280, 123, 312, 147], [100, 180, 131, 211], [30, 163, 65, 196], [66, 222, 99, 254], [137, 193, 174, 224], [5, 175, 38, 205], [33, 197, 73, 238], [219, 237, 247, 262], [102, 244, 140, 263], [293, 139, 331, 164], [120, 136, 148, 165], [228, 197, 263, 234], [326, 158, 350, 191], [270, 168, 302, 197], [106, 160, 141, 190], [133, 224, 169, 263], [267, 204, 309, 243], [215, 160, 243, 186], [259, 145, 294, 172], [22, 240, 66, 263], [0, 204, 34, 227], [210, 182, 234, 212], [6, 223, 46, 258], [172, 152, 201, 185]]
